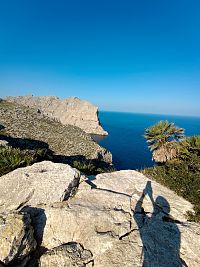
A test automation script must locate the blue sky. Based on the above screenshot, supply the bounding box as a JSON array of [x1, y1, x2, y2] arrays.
[[0, 0, 200, 116]]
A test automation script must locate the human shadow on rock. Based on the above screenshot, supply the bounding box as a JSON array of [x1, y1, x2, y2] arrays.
[[133, 181, 188, 267]]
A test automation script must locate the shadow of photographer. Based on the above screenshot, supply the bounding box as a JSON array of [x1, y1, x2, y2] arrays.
[[133, 181, 188, 267]]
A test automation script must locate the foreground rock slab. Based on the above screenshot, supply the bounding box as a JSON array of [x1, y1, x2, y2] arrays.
[[0, 212, 36, 265], [6, 95, 108, 135], [0, 161, 80, 213], [0, 161, 199, 266], [24, 168, 199, 267]]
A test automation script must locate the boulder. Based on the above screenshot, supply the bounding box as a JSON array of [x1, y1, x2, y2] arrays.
[[0, 212, 36, 265], [39, 242, 93, 267], [0, 161, 199, 266], [25, 169, 199, 267], [77, 170, 193, 222], [6, 95, 108, 135], [0, 161, 81, 213]]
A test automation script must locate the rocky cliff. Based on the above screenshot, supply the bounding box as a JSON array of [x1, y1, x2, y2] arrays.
[[6, 95, 108, 135], [0, 100, 112, 165], [0, 161, 199, 267]]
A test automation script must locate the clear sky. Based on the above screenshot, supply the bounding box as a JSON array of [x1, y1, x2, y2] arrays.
[[0, 0, 200, 116]]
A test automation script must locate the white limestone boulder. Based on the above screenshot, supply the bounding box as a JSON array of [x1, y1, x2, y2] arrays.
[[0, 161, 80, 213]]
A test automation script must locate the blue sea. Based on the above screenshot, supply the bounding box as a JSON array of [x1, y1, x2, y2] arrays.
[[97, 111, 200, 170]]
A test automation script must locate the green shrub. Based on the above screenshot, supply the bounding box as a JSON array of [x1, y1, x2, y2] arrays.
[[71, 159, 115, 175], [0, 146, 51, 176], [0, 146, 34, 176]]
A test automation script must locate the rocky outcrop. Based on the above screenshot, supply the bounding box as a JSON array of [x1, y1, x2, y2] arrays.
[[6, 95, 108, 135], [0, 212, 36, 266], [0, 100, 112, 165], [0, 161, 81, 213], [0, 162, 199, 266], [39, 242, 93, 267]]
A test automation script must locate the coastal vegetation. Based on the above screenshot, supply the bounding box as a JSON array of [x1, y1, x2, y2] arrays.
[[0, 146, 51, 176], [143, 121, 200, 222], [0, 99, 113, 176], [144, 120, 185, 163], [0, 145, 114, 177]]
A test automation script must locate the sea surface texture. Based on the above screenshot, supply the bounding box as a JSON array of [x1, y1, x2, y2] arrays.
[[98, 111, 200, 170]]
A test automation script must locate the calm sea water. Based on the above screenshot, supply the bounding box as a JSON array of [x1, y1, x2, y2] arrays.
[[97, 111, 200, 170]]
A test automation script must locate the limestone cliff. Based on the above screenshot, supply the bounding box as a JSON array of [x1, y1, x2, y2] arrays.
[[0, 161, 199, 267], [0, 100, 112, 165], [6, 95, 108, 135]]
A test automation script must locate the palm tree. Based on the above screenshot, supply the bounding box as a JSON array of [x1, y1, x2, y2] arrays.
[[144, 120, 185, 163]]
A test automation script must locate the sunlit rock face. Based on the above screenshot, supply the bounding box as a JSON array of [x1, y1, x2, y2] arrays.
[[0, 163, 199, 267], [6, 95, 108, 135], [0, 99, 112, 164]]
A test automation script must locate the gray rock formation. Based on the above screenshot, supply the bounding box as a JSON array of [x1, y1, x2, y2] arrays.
[[29, 170, 198, 267], [6, 95, 108, 135], [0, 162, 199, 266], [0, 161, 81, 213], [0, 100, 112, 165], [39, 242, 93, 267], [0, 212, 36, 266]]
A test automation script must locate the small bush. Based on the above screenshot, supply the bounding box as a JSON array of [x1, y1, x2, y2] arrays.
[[71, 159, 115, 175], [0, 146, 51, 176], [0, 146, 34, 176]]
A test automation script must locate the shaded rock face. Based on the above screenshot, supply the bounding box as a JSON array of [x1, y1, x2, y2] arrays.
[[0, 212, 36, 266], [0, 163, 199, 267], [6, 95, 108, 135], [0, 100, 112, 164], [0, 161, 81, 213]]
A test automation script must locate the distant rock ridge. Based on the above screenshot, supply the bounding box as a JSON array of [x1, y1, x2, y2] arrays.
[[6, 95, 108, 135]]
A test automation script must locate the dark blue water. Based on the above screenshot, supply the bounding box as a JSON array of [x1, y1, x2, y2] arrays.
[[98, 111, 200, 170]]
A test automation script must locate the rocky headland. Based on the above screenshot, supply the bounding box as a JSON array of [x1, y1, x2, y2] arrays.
[[6, 95, 108, 136], [0, 161, 199, 267], [0, 100, 112, 168]]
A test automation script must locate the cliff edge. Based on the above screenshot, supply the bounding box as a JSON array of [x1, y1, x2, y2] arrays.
[[0, 100, 112, 166], [6, 95, 108, 135]]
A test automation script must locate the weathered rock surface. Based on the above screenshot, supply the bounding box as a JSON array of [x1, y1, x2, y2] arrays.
[[6, 95, 108, 135], [39, 242, 93, 267], [0, 100, 112, 164], [0, 162, 199, 266], [0, 212, 36, 265], [0, 161, 81, 213], [22, 167, 199, 267]]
